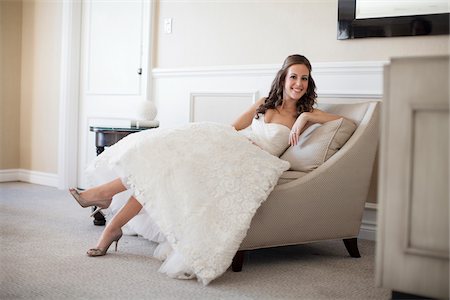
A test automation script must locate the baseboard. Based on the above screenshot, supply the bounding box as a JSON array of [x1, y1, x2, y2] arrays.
[[0, 169, 20, 182], [359, 221, 376, 241], [0, 169, 58, 187], [359, 203, 377, 241]]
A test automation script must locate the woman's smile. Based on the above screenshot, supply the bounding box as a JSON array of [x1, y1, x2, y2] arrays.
[[284, 64, 309, 101]]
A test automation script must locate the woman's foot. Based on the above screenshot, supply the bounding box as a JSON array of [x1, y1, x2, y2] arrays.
[[87, 227, 123, 257], [69, 188, 112, 210], [69, 179, 126, 213]]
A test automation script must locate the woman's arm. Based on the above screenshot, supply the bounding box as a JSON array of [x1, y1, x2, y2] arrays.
[[289, 108, 342, 146], [231, 98, 265, 130]]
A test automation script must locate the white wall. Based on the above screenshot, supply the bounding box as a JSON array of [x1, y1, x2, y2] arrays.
[[155, 0, 448, 68]]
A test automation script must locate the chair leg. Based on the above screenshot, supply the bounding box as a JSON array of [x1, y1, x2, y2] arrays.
[[343, 238, 361, 258], [232, 250, 245, 272]]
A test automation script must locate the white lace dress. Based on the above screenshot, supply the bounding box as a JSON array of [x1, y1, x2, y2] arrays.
[[85, 119, 290, 284], [239, 114, 291, 157]]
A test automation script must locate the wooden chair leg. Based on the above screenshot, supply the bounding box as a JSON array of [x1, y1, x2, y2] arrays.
[[232, 250, 245, 272], [343, 238, 361, 258]]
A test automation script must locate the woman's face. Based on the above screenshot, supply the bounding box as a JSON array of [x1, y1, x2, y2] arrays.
[[283, 64, 309, 102]]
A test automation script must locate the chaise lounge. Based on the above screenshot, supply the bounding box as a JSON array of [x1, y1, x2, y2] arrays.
[[232, 101, 379, 271]]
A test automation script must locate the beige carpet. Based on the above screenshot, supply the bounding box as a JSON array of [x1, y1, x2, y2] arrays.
[[0, 182, 389, 299]]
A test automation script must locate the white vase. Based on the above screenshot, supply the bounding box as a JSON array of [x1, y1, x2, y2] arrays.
[[136, 100, 157, 120]]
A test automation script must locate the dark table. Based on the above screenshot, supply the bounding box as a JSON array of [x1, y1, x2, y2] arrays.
[[89, 126, 158, 225]]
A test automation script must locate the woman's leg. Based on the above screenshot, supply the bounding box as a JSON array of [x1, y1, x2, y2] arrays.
[[80, 178, 126, 201], [70, 178, 127, 210], [93, 196, 143, 250]]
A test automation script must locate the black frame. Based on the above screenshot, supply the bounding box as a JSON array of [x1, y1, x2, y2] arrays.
[[337, 0, 450, 39]]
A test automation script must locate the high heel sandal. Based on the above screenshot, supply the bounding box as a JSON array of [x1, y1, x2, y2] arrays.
[[69, 188, 111, 217], [86, 229, 123, 257]]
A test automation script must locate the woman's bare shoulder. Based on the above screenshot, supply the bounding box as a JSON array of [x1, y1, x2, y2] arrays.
[[255, 97, 265, 106]]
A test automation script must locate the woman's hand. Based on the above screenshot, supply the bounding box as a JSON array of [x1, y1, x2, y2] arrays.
[[289, 108, 343, 146], [289, 113, 310, 146]]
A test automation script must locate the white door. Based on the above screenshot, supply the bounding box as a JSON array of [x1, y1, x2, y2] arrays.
[[77, 0, 152, 188]]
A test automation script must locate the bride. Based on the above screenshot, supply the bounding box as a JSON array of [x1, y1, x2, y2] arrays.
[[69, 54, 342, 284]]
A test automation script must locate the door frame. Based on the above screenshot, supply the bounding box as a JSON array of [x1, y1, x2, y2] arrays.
[[57, 1, 155, 189], [57, 1, 81, 189]]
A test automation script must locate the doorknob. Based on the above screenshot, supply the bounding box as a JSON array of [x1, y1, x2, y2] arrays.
[[137, 68, 142, 75]]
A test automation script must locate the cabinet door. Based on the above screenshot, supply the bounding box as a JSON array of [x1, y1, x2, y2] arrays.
[[376, 56, 449, 299], [77, 0, 152, 188]]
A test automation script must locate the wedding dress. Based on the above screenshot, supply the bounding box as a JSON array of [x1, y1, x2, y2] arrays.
[[85, 118, 290, 284], [239, 114, 291, 157]]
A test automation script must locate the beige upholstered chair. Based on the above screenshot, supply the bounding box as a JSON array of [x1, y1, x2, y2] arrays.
[[232, 101, 379, 271]]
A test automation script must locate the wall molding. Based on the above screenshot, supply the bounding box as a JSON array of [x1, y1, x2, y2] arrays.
[[0, 169, 58, 187], [152, 61, 388, 79]]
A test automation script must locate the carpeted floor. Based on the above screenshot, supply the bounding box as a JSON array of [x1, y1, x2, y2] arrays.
[[0, 182, 390, 299]]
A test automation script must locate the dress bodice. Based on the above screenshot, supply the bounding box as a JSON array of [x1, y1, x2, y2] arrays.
[[241, 114, 291, 156]]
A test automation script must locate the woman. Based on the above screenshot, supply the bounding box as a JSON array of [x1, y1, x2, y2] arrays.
[[70, 54, 342, 284]]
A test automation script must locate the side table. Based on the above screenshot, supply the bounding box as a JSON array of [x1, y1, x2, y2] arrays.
[[89, 126, 158, 225]]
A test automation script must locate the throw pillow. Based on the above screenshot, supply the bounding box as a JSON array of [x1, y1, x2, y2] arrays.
[[280, 118, 356, 172]]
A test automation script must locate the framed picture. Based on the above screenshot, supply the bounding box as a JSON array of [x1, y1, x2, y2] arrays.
[[337, 0, 450, 39]]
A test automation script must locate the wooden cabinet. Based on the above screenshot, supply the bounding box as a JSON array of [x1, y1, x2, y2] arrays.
[[376, 56, 449, 299]]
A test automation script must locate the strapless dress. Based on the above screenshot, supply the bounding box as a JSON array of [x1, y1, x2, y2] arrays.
[[239, 114, 291, 157]]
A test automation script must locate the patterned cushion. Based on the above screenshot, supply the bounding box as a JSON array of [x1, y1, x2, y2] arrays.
[[280, 118, 356, 172]]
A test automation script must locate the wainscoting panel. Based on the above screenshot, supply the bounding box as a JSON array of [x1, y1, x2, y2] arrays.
[[152, 61, 386, 128], [190, 91, 258, 124], [153, 70, 275, 128], [311, 61, 386, 98]]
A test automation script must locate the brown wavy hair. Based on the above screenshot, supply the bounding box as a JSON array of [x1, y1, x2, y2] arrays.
[[256, 54, 317, 118]]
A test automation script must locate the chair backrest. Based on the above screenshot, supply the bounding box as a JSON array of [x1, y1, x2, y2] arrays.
[[317, 102, 373, 127], [316, 101, 379, 164]]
